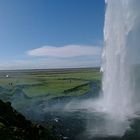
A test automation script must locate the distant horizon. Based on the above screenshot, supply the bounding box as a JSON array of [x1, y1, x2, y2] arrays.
[[0, 66, 100, 72]]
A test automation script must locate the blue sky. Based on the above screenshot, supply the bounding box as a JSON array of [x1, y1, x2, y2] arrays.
[[0, 0, 105, 69]]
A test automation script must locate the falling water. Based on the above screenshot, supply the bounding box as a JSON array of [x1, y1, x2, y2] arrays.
[[101, 0, 140, 119], [63, 0, 140, 138], [84, 0, 140, 137]]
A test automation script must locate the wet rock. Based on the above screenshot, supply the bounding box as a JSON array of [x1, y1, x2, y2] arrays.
[[0, 99, 62, 140]]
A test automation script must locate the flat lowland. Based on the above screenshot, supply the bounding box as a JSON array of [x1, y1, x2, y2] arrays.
[[0, 68, 101, 100]]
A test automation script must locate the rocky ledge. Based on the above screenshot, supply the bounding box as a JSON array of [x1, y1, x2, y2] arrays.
[[0, 99, 61, 140]]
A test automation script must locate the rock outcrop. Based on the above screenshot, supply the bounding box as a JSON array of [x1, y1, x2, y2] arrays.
[[0, 100, 61, 140]]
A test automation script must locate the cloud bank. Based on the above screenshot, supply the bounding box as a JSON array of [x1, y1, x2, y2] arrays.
[[0, 45, 102, 70], [27, 45, 101, 58]]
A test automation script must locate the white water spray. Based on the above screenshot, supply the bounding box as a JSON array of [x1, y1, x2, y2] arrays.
[[81, 0, 140, 137], [100, 0, 140, 119], [64, 0, 140, 137]]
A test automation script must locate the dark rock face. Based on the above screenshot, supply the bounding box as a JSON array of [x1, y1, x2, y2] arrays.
[[0, 100, 62, 140]]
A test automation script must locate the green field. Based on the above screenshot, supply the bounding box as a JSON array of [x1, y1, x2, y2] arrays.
[[0, 68, 101, 99]]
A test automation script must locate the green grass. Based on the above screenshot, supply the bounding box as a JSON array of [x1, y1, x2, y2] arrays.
[[23, 79, 89, 97], [0, 68, 101, 98]]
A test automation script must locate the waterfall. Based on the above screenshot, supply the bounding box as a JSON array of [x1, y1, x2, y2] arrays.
[[86, 0, 140, 137], [100, 0, 140, 119], [66, 0, 140, 137]]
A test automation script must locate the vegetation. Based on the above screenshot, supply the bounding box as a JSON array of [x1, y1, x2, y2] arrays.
[[0, 68, 101, 140], [0, 68, 101, 99]]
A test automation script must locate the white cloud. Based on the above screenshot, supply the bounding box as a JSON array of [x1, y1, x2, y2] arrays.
[[0, 45, 102, 70], [27, 45, 102, 58]]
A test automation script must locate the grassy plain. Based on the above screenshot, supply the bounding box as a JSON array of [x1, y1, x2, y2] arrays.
[[0, 68, 101, 99]]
